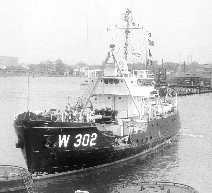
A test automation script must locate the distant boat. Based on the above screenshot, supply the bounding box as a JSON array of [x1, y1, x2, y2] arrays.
[[114, 181, 199, 193], [14, 9, 180, 176], [80, 79, 90, 86]]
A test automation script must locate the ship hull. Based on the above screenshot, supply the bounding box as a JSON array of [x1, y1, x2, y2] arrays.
[[14, 112, 180, 175]]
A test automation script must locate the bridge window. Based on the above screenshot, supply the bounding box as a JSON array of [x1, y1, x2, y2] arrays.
[[109, 79, 113, 84]]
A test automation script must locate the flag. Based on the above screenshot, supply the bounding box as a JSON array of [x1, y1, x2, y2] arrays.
[[148, 49, 152, 57], [148, 39, 154, 46], [146, 58, 153, 66]]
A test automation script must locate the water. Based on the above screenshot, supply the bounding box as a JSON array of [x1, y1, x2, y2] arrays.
[[0, 77, 211, 193]]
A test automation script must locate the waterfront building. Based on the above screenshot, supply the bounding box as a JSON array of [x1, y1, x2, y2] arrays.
[[0, 56, 18, 67]]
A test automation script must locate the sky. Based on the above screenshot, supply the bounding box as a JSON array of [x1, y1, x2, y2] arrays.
[[0, 0, 212, 65]]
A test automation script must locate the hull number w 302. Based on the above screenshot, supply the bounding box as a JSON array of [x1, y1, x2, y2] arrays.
[[58, 133, 98, 148]]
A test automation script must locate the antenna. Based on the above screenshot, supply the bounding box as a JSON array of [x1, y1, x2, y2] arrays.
[[183, 61, 186, 73], [27, 72, 30, 112], [67, 96, 70, 104], [86, 15, 88, 42]]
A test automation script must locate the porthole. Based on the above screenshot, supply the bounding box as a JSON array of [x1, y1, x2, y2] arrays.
[[95, 98, 97, 101], [118, 97, 122, 100], [108, 97, 111, 99]]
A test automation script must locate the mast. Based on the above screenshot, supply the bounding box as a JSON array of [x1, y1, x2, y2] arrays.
[[27, 72, 30, 111], [107, 9, 141, 62], [121, 9, 143, 61], [123, 9, 131, 61], [183, 61, 186, 73], [145, 49, 148, 70], [107, 9, 154, 68]]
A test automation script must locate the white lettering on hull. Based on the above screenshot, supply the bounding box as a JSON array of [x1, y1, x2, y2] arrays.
[[58, 133, 98, 148], [59, 135, 70, 148]]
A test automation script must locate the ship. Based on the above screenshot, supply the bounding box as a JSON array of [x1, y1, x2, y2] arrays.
[[14, 9, 180, 175]]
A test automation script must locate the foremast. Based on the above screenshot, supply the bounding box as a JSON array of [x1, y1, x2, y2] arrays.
[[116, 8, 141, 62], [109, 8, 154, 69]]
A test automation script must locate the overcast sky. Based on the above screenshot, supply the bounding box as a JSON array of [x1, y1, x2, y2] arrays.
[[0, 0, 212, 65]]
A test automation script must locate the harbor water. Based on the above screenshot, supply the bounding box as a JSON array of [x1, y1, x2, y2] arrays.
[[0, 77, 211, 193]]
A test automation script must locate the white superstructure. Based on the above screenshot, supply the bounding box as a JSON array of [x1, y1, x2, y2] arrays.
[[90, 45, 156, 119]]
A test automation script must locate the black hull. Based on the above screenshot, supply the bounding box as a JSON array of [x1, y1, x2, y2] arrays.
[[14, 112, 180, 175], [33, 136, 178, 180]]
